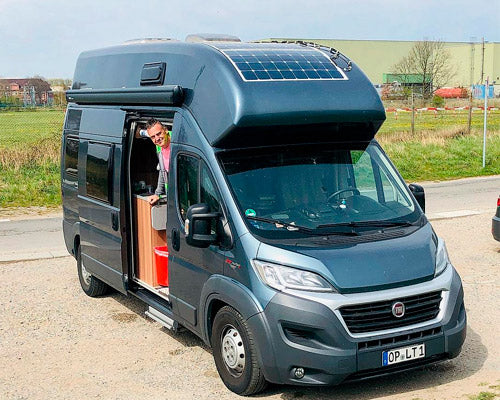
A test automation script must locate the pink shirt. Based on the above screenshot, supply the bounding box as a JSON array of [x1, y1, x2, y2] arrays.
[[161, 146, 170, 172]]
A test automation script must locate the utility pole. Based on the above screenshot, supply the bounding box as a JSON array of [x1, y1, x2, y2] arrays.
[[480, 37, 485, 84], [467, 39, 475, 135], [482, 77, 489, 168], [411, 89, 415, 135]]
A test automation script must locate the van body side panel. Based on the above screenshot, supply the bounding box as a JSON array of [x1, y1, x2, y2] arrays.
[[167, 142, 225, 332], [61, 108, 83, 255], [77, 107, 127, 293]]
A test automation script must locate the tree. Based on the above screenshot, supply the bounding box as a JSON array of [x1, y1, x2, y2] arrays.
[[392, 40, 455, 100]]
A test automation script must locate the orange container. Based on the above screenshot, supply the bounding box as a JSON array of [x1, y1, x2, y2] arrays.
[[154, 246, 169, 286]]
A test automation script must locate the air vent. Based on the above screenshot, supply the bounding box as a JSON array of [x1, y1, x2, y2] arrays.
[[140, 62, 166, 86], [185, 33, 241, 43]]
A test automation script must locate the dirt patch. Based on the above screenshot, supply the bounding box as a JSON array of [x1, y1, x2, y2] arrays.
[[111, 313, 138, 323], [0, 213, 498, 399]]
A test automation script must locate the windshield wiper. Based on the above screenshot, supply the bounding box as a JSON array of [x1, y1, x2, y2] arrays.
[[246, 216, 358, 236], [316, 220, 414, 229]]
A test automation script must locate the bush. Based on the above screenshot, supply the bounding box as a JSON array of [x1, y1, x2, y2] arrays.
[[432, 95, 444, 107]]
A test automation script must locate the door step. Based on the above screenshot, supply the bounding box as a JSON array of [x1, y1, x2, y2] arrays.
[[145, 306, 178, 332]]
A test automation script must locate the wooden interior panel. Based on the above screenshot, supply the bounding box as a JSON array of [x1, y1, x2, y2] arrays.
[[133, 196, 167, 287]]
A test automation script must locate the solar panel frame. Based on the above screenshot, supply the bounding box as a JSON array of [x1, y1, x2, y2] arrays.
[[208, 44, 349, 82]]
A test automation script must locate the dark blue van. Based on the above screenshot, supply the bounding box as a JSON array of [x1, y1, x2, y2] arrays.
[[61, 36, 466, 395]]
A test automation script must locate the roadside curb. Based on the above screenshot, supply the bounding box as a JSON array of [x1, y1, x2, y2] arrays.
[[0, 248, 70, 263], [426, 210, 483, 221]]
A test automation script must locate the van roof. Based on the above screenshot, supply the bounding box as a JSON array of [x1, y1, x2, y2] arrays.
[[69, 41, 385, 147]]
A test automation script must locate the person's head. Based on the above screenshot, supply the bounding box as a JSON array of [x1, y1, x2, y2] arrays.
[[146, 118, 170, 148]]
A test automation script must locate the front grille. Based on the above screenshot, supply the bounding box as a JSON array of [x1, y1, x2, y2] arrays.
[[358, 327, 442, 351], [340, 291, 442, 334]]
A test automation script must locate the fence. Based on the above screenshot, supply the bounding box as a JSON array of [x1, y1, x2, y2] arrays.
[[0, 106, 65, 152], [0, 84, 69, 109]]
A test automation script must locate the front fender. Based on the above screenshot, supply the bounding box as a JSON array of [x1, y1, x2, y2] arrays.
[[199, 274, 281, 382], [200, 274, 264, 343]]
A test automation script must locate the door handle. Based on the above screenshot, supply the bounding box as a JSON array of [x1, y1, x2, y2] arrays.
[[111, 211, 119, 231], [171, 228, 180, 251]]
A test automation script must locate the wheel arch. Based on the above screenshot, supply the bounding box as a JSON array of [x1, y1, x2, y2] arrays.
[[200, 275, 264, 346]]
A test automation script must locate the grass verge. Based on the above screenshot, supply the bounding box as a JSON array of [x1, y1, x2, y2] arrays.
[[0, 109, 499, 208], [379, 128, 500, 181]]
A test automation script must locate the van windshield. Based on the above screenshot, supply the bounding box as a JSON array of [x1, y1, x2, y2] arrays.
[[218, 141, 420, 238]]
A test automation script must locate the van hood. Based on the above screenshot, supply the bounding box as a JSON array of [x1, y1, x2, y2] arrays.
[[257, 223, 437, 293]]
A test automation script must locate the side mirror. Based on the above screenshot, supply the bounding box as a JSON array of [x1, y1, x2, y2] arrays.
[[185, 203, 220, 248], [409, 183, 425, 213]]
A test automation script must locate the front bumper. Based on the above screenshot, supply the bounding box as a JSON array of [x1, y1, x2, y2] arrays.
[[247, 268, 466, 386]]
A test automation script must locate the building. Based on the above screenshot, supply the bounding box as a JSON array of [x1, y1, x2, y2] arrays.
[[0, 78, 53, 106], [270, 39, 500, 95]]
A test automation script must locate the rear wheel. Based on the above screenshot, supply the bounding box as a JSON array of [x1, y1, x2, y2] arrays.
[[76, 245, 109, 297], [211, 306, 266, 395]]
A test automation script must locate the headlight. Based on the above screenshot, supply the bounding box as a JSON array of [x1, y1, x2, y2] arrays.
[[435, 237, 451, 277], [251, 260, 335, 292]]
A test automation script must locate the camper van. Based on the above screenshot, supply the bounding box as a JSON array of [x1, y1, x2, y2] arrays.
[[61, 36, 466, 395]]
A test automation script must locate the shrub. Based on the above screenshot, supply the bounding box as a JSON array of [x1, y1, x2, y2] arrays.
[[432, 95, 444, 107]]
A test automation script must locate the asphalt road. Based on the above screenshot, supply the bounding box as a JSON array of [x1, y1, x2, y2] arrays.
[[0, 175, 498, 262]]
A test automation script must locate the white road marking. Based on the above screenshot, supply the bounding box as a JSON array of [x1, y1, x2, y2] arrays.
[[0, 219, 11, 222]]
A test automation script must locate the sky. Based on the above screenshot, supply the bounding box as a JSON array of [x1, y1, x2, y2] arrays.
[[1, 0, 499, 79]]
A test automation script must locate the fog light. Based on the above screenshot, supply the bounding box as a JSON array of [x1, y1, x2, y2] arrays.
[[294, 367, 305, 379]]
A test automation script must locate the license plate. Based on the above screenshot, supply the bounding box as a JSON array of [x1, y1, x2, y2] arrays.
[[382, 343, 425, 366]]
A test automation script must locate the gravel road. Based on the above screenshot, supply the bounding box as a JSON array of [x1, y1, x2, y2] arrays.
[[0, 212, 499, 400]]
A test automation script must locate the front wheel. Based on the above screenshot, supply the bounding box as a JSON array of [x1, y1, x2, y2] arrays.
[[76, 245, 109, 297], [211, 306, 266, 395]]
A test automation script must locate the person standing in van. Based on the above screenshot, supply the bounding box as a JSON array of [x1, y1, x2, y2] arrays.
[[146, 118, 171, 205]]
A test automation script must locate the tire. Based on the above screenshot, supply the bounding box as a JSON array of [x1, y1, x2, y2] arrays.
[[211, 306, 267, 395], [76, 245, 109, 297]]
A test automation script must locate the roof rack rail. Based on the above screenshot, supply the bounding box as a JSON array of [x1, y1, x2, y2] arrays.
[[123, 38, 179, 45], [256, 40, 353, 72]]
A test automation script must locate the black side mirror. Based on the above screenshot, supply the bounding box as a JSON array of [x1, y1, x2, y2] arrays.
[[409, 183, 425, 213], [185, 203, 220, 248]]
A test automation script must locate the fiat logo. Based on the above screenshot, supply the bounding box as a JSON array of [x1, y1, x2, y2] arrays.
[[392, 301, 405, 318]]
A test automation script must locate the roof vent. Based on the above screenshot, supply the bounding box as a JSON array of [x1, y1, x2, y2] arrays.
[[123, 38, 179, 45], [185, 33, 241, 43]]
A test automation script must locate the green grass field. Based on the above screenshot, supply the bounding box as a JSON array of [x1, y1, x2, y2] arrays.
[[0, 108, 65, 149], [380, 109, 500, 134], [0, 108, 499, 208]]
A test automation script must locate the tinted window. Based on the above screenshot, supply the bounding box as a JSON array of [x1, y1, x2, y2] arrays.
[[200, 162, 223, 233], [218, 142, 418, 238], [177, 154, 199, 221], [200, 162, 222, 214], [86, 142, 112, 203], [64, 137, 78, 176]]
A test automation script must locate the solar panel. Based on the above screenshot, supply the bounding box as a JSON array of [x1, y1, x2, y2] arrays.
[[209, 44, 348, 82]]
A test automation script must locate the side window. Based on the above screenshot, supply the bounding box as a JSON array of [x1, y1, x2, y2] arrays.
[[177, 154, 199, 221], [86, 142, 113, 203], [352, 150, 377, 200], [200, 162, 222, 214], [379, 169, 400, 203], [64, 137, 79, 178]]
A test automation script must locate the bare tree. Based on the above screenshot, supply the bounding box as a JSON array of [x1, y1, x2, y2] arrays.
[[392, 40, 455, 99]]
